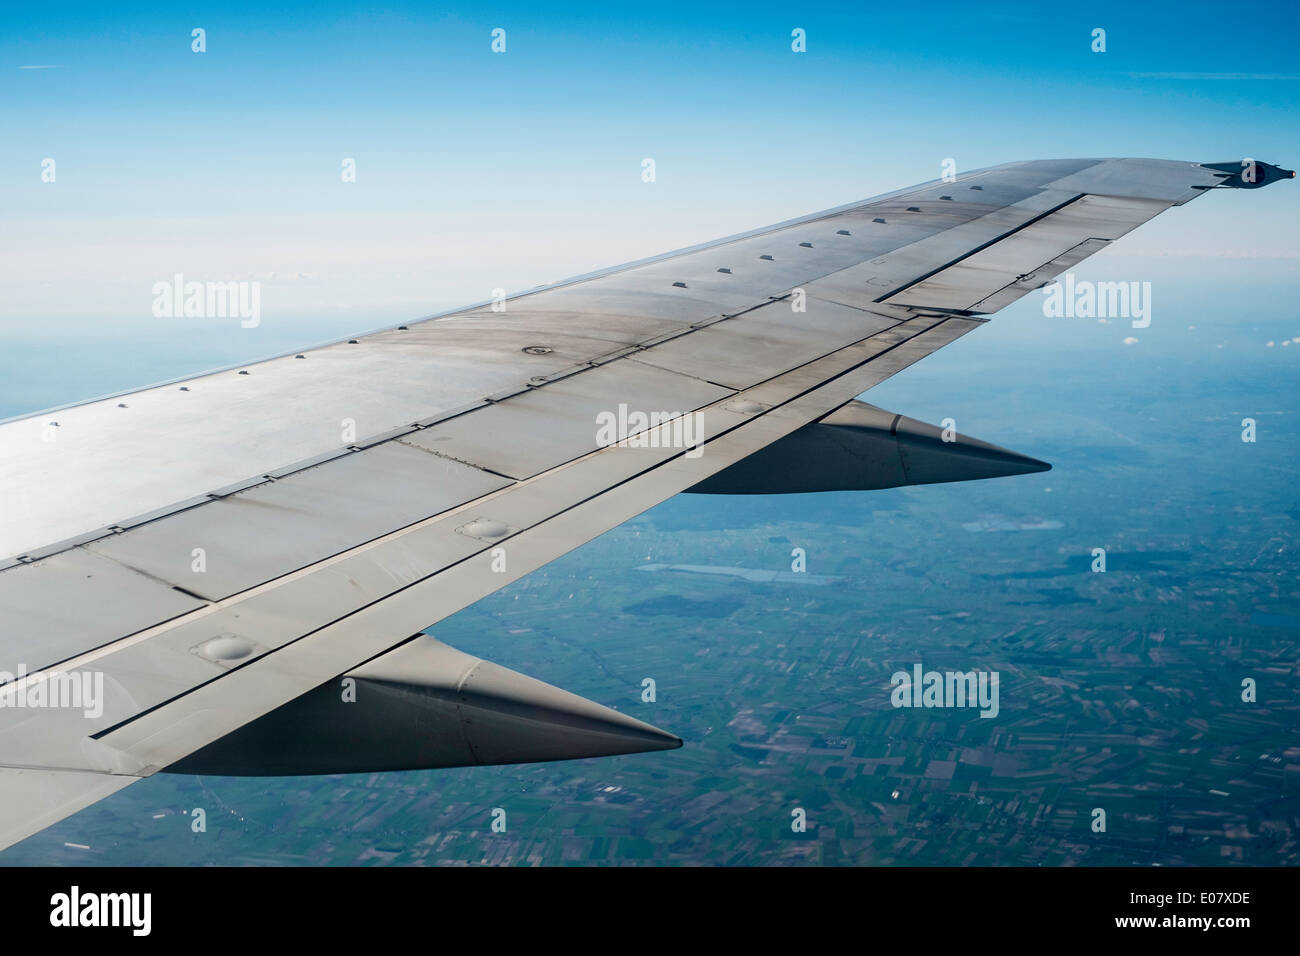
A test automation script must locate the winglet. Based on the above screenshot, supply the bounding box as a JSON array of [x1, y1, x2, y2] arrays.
[[1199, 159, 1294, 188]]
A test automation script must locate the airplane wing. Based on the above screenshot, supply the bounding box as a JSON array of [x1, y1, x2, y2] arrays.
[[0, 156, 1290, 851]]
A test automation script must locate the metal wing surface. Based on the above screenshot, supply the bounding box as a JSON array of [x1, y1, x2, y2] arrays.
[[0, 156, 1288, 850]]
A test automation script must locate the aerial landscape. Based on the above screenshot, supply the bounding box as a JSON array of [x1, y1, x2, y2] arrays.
[[3, 272, 1295, 866]]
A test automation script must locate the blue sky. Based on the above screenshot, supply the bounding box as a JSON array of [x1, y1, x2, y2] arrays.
[[1, 0, 1298, 411]]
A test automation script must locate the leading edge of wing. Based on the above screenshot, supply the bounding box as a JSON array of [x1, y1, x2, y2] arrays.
[[0, 158, 1115, 426]]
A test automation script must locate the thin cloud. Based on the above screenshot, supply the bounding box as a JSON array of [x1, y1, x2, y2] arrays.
[[18, 65, 63, 70]]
